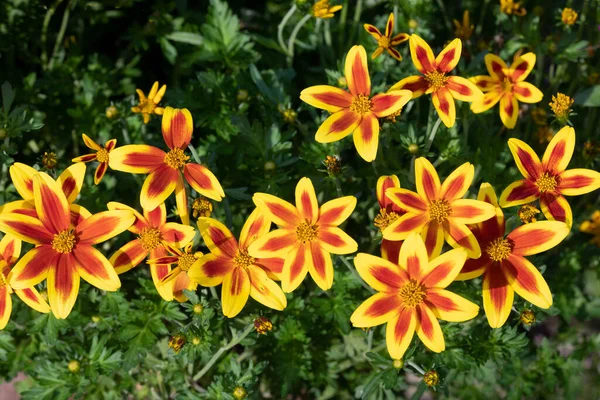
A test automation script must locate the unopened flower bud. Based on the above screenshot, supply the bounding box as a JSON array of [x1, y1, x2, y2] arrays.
[[68, 360, 80, 373]]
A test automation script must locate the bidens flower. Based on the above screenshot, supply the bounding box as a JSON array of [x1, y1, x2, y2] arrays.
[[300, 45, 412, 161], [350, 233, 478, 360], [148, 242, 202, 302], [374, 175, 405, 264], [561, 8, 578, 25], [470, 53, 543, 129], [580, 210, 600, 247], [311, 0, 342, 19], [248, 178, 357, 292], [499, 127, 600, 228], [131, 81, 166, 124], [72, 134, 117, 184], [364, 13, 409, 61], [453, 10, 474, 40], [390, 35, 483, 128]]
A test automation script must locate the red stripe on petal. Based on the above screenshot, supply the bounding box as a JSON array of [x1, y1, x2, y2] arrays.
[[446, 78, 473, 96], [416, 305, 434, 339], [94, 162, 108, 184], [365, 294, 401, 318], [312, 92, 352, 108], [415, 46, 434, 72], [506, 180, 539, 203]]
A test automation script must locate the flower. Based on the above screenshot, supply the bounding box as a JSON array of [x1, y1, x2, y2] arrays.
[[72, 134, 117, 184], [300, 45, 412, 161], [192, 197, 213, 218], [520, 309, 536, 325], [169, 334, 186, 353], [561, 8, 578, 25], [323, 155, 342, 177], [107, 202, 195, 301], [131, 81, 166, 124], [311, 0, 342, 19], [580, 210, 600, 247], [248, 177, 357, 292], [68, 360, 80, 373], [549, 92, 574, 123], [457, 183, 569, 328], [105, 105, 119, 119], [254, 316, 273, 334], [383, 158, 496, 259], [500, 0, 526, 16], [148, 242, 201, 302], [423, 370, 440, 387], [109, 107, 225, 225], [190, 209, 286, 318], [392, 359, 403, 369], [470, 53, 543, 129], [282, 108, 297, 123], [390, 35, 483, 128], [518, 204, 540, 223], [453, 10, 474, 40], [350, 233, 478, 359], [373, 175, 405, 264], [0, 172, 135, 319], [42, 151, 57, 169], [499, 126, 600, 228], [193, 303, 204, 314], [233, 387, 247, 400], [0, 234, 50, 329], [363, 13, 409, 61]]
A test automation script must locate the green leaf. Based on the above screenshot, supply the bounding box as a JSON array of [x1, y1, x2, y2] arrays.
[[574, 85, 600, 107], [2, 81, 15, 114], [166, 32, 204, 46], [159, 37, 178, 64]]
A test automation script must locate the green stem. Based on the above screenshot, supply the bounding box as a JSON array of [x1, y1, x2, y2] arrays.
[[187, 144, 202, 164], [277, 5, 297, 55], [48, 0, 74, 70], [340, 256, 375, 294], [333, 177, 343, 197], [41, 0, 65, 68], [407, 361, 425, 375], [433, 0, 453, 33], [287, 14, 312, 59], [425, 117, 442, 153]]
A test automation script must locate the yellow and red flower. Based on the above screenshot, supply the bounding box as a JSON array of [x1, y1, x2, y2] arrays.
[[350, 233, 478, 360], [72, 134, 117, 184], [131, 81, 167, 124], [0, 172, 135, 319], [373, 175, 405, 264], [363, 13, 409, 61], [470, 53, 542, 129], [499, 127, 600, 228], [148, 242, 201, 302], [190, 209, 286, 318], [580, 210, 600, 247], [300, 45, 412, 162], [248, 177, 357, 292], [0, 234, 50, 329], [109, 107, 225, 225], [457, 183, 569, 328], [311, 0, 342, 19], [383, 157, 496, 259], [107, 202, 195, 301], [390, 35, 483, 128]]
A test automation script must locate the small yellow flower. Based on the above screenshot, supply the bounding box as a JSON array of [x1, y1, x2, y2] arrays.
[[169, 334, 186, 353], [233, 386, 247, 400], [423, 370, 440, 387], [500, 0, 526, 16], [323, 155, 341, 177], [580, 210, 600, 247], [254, 316, 273, 334], [518, 204, 540, 224], [68, 360, 80, 373], [105, 105, 119, 119], [453, 10, 474, 40], [392, 359, 403, 369], [192, 198, 213, 218], [311, 0, 342, 19], [192, 336, 201, 345], [193, 304, 204, 314], [282, 108, 297, 123], [520, 309, 536, 325], [364, 13, 409, 61], [42, 151, 57, 169], [131, 81, 167, 124], [408, 143, 419, 154], [561, 8, 578, 25], [549, 92, 574, 123]]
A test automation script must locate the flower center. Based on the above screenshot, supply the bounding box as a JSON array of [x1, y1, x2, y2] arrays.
[[425, 70, 449, 92], [535, 172, 558, 193], [312, 0, 331, 15], [177, 253, 197, 272], [296, 219, 319, 244], [500, 77, 514, 92], [374, 209, 399, 232], [51, 229, 77, 253], [96, 148, 109, 163], [138, 227, 162, 251], [398, 279, 427, 307], [139, 98, 157, 114], [349, 94, 373, 115], [485, 237, 513, 261], [428, 199, 452, 224], [0, 272, 7, 288], [518, 204, 540, 224], [233, 249, 255, 269], [164, 148, 190, 169], [377, 35, 390, 48]]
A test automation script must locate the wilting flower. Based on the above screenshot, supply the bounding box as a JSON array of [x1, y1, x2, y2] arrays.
[[323, 155, 342, 177], [350, 233, 478, 359], [0, 172, 134, 319], [192, 197, 213, 218], [423, 370, 440, 387], [520, 309, 536, 325], [518, 204, 540, 224], [453, 10, 474, 40], [383, 158, 496, 259], [72, 134, 117, 184], [580, 210, 600, 247], [254, 316, 273, 334], [148, 242, 201, 302], [470, 53, 542, 129], [390, 35, 483, 128], [364, 13, 409, 61], [248, 178, 357, 292], [499, 127, 600, 228], [311, 0, 342, 19], [131, 81, 166, 124], [300, 45, 412, 161], [109, 107, 225, 225], [457, 183, 568, 328], [41, 152, 57, 169], [108, 202, 195, 301], [500, 0, 526, 16], [168, 334, 186, 353], [373, 175, 405, 264], [561, 8, 578, 25], [190, 209, 286, 318], [549, 92, 574, 124], [0, 234, 50, 329]]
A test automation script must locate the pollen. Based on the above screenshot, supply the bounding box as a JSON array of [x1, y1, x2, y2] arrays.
[[518, 204, 540, 224], [138, 227, 162, 251], [374, 208, 400, 232], [51, 229, 77, 253], [399, 279, 427, 307], [164, 148, 190, 169], [377, 35, 390, 49], [428, 199, 452, 224], [485, 237, 513, 262], [96, 148, 109, 163], [535, 172, 558, 193], [349, 94, 373, 115], [424, 70, 449, 92], [500, 77, 514, 92], [233, 249, 255, 269], [177, 253, 197, 271], [549, 92, 574, 120], [296, 219, 319, 243]]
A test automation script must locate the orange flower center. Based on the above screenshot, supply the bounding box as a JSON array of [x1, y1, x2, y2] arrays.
[[399, 279, 427, 307], [51, 229, 77, 253], [233, 249, 255, 269], [350, 94, 373, 115], [138, 227, 162, 251], [377, 35, 390, 48], [177, 253, 197, 272], [485, 237, 513, 261], [296, 219, 319, 244], [535, 172, 558, 192], [164, 148, 190, 169], [424, 70, 449, 92], [374, 208, 399, 232], [138, 98, 157, 114], [96, 148, 110, 163], [428, 199, 452, 223]]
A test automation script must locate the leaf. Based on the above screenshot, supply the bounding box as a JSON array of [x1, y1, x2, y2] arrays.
[[574, 85, 600, 107], [249, 64, 278, 105], [166, 31, 204, 46], [159, 37, 178, 65], [361, 370, 386, 399], [2, 81, 15, 114]]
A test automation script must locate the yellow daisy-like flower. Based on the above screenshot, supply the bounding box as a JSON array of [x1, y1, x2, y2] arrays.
[[453, 10, 474, 40], [580, 210, 600, 247], [131, 81, 167, 124], [311, 0, 342, 19], [363, 13, 409, 61], [561, 8, 578, 25], [500, 0, 526, 16]]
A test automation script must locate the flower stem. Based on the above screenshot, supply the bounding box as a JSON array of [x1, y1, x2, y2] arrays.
[[277, 5, 297, 55], [340, 256, 375, 294], [407, 361, 426, 375], [41, 0, 65, 68], [333, 177, 343, 197], [425, 117, 442, 153], [48, 0, 74, 70], [287, 14, 312, 59]]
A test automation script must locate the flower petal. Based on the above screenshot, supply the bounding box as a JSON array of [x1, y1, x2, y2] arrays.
[[345, 45, 371, 96], [470, 88, 503, 113], [426, 288, 479, 322], [470, 75, 499, 92], [247, 265, 287, 310], [255, 257, 284, 278], [484, 53, 508, 80], [253, 193, 300, 228], [47, 254, 80, 319], [14, 287, 50, 314], [513, 82, 543, 103], [446, 76, 483, 102], [307, 242, 334, 290], [197, 217, 238, 257], [184, 162, 225, 202], [162, 107, 193, 150], [161, 222, 196, 248], [444, 220, 482, 258], [510, 52, 536, 82], [353, 113, 380, 162], [370, 90, 412, 118], [381, 239, 402, 264], [501, 254, 552, 308], [440, 162, 474, 201], [385, 307, 416, 360], [108, 144, 166, 174], [383, 212, 429, 241], [318, 227, 357, 255], [398, 232, 429, 280], [409, 34, 436, 74], [281, 244, 309, 293], [354, 252, 409, 292], [0, 287, 11, 329], [435, 38, 462, 73], [239, 208, 271, 249], [295, 177, 319, 223], [457, 256, 490, 281], [415, 304, 445, 353], [389, 76, 429, 98], [415, 157, 441, 201], [174, 174, 189, 225], [542, 126, 575, 175], [507, 220, 569, 256], [9, 162, 37, 200], [507, 138, 542, 180], [82, 133, 102, 151], [110, 240, 148, 274], [482, 266, 514, 328], [221, 268, 251, 318], [350, 292, 402, 327], [8, 245, 56, 289], [421, 248, 468, 288], [0, 234, 21, 265], [105, 138, 117, 151], [539, 192, 573, 229], [149, 247, 173, 301], [363, 23, 382, 40], [75, 210, 135, 245], [499, 179, 540, 207], [499, 93, 519, 129], [144, 202, 166, 228], [0, 213, 53, 245], [391, 32, 409, 45], [376, 175, 401, 209], [140, 164, 179, 211], [299, 85, 353, 112], [450, 199, 496, 224], [315, 110, 361, 143], [386, 47, 402, 61], [107, 202, 147, 234], [558, 168, 600, 196], [247, 229, 297, 258], [72, 245, 120, 291], [386, 188, 427, 214], [94, 162, 108, 185], [384, 12, 395, 37], [421, 221, 444, 260], [318, 196, 357, 227], [33, 172, 70, 233], [432, 87, 456, 128], [189, 253, 234, 286], [57, 162, 86, 203]]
